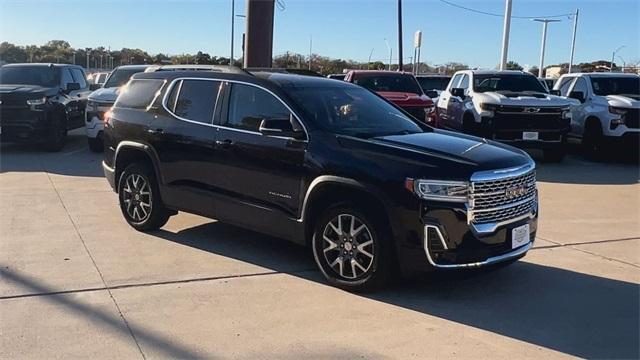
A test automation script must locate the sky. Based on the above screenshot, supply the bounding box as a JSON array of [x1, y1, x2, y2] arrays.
[[0, 0, 638, 69]]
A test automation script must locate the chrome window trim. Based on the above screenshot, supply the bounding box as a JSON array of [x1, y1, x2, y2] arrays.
[[160, 77, 310, 141], [160, 78, 223, 127]]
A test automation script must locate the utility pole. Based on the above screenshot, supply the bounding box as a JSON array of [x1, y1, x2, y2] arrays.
[[230, 0, 235, 65], [309, 35, 312, 70], [533, 19, 561, 78], [72, 53, 76, 65], [244, 0, 275, 68], [86, 53, 90, 69], [611, 45, 625, 72], [397, 0, 403, 71], [384, 38, 392, 71], [568, 8, 579, 73], [499, 0, 512, 70], [368, 48, 374, 70]]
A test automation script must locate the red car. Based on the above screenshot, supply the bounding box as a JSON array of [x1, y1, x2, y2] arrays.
[[344, 70, 437, 125]]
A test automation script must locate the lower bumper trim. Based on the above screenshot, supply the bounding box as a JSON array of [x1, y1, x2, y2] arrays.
[[424, 224, 532, 268]]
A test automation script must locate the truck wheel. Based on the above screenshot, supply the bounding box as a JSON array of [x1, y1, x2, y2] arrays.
[[44, 115, 67, 152], [582, 119, 603, 160], [88, 135, 103, 153], [312, 204, 391, 292], [462, 113, 476, 135], [118, 163, 171, 231]]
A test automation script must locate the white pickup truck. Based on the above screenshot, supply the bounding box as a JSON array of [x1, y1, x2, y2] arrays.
[[437, 70, 572, 161], [553, 72, 639, 156]]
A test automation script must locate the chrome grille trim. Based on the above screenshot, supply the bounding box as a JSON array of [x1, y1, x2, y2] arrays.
[[468, 162, 538, 229]]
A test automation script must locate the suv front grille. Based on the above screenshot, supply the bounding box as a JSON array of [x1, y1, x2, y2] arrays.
[[469, 169, 536, 225], [491, 107, 567, 131]]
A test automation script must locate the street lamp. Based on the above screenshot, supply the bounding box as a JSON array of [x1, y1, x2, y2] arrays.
[[617, 55, 626, 72], [384, 38, 392, 71], [367, 48, 374, 70], [611, 45, 625, 72], [532, 18, 561, 78]]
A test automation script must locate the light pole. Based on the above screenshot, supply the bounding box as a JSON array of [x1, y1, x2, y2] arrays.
[[499, 0, 512, 70], [533, 19, 561, 78], [617, 55, 626, 72], [397, 0, 403, 71], [611, 45, 625, 72], [367, 48, 374, 70], [309, 35, 312, 70], [230, 0, 235, 65], [568, 8, 579, 73], [384, 38, 392, 71]]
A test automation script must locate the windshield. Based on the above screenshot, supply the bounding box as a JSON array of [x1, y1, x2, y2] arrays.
[[104, 68, 144, 88], [417, 77, 451, 91], [590, 77, 640, 96], [284, 85, 424, 138], [473, 74, 547, 93], [353, 74, 423, 95], [0, 66, 60, 87]]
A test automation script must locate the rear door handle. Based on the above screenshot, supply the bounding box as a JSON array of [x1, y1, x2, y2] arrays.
[[147, 128, 164, 134], [215, 139, 234, 148]]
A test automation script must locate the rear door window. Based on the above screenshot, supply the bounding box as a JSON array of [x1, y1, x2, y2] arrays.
[[114, 79, 165, 109], [171, 79, 221, 124]]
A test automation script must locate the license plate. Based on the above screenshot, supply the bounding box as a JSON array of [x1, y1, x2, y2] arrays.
[[522, 131, 539, 140], [511, 224, 530, 249]]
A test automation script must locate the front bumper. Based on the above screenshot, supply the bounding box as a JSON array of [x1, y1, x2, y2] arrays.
[[480, 115, 570, 149], [0, 109, 53, 143]]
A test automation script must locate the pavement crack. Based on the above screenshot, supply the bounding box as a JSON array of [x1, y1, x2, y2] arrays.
[[534, 236, 639, 268], [42, 166, 147, 360]]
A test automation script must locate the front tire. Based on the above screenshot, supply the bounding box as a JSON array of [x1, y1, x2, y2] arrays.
[[582, 119, 604, 160], [88, 135, 103, 153], [312, 204, 391, 292], [44, 114, 67, 152], [118, 163, 171, 231]]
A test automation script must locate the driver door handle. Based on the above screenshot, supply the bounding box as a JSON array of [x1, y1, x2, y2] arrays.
[[215, 139, 234, 148], [147, 128, 164, 134]]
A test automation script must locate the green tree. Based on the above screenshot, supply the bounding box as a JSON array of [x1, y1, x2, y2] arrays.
[[506, 61, 523, 70], [0, 42, 27, 63]]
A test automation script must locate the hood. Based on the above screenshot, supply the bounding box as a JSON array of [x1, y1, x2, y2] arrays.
[[376, 91, 433, 107], [0, 84, 59, 100], [337, 129, 531, 178], [605, 94, 640, 108], [474, 91, 571, 107], [88, 86, 120, 102]]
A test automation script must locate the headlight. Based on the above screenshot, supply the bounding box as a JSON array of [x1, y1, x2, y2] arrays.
[[479, 103, 498, 111], [406, 178, 469, 202], [609, 106, 627, 115], [561, 107, 571, 119], [26, 97, 47, 106]]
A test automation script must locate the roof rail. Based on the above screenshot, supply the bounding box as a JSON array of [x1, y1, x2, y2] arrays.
[[151, 64, 250, 75], [244, 67, 324, 77]]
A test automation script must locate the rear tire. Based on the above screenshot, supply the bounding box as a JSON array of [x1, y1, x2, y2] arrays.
[[582, 119, 604, 160], [88, 135, 103, 153], [118, 163, 171, 231], [312, 203, 391, 292]]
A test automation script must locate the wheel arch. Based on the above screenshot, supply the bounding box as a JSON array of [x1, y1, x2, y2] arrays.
[[113, 141, 161, 192]]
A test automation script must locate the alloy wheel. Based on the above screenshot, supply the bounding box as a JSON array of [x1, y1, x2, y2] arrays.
[[122, 173, 152, 222], [322, 214, 375, 280]]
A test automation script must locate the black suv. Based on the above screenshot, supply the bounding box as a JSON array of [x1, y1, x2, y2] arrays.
[[103, 69, 539, 291], [0, 63, 93, 151]]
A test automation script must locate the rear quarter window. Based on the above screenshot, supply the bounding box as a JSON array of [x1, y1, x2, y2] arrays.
[[114, 79, 165, 110]]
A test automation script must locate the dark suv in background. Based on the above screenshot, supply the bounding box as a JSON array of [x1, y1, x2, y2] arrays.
[[103, 69, 538, 291], [0, 63, 92, 151]]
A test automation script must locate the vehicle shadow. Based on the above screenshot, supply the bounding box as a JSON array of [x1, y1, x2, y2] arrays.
[[153, 221, 639, 359], [0, 129, 104, 178]]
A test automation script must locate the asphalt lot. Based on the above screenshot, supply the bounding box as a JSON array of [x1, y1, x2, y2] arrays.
[[1, 129, 639, 359]]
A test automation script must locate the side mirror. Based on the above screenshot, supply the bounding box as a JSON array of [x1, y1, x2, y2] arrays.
[[65, 82, 81, 92], [450, 87, 465, 99], [549, 89, 561, 96], [568, 91, 585, 103], [259, 115, 305, 140], [425, 90, 438, 98], [89, 83, 102, 91]]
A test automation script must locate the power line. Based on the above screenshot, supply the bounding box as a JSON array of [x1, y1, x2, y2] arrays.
[[439, 0, 573, 19]]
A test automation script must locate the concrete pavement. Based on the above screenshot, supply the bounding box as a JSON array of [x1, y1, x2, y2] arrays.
[[1, 130, 638, 359]]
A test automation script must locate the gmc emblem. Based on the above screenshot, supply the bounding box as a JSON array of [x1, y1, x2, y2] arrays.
[[505, 186, 527, 199], [524, 107, 540, 113]]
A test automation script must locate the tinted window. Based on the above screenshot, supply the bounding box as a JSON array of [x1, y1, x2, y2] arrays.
[[61, 68, 74, 87], [572, 78, 588, 94], [104, 67, 146, 88], [97, 73, 108, 84], [172, 80, 220, 124], [226, 84, 290, 132], [284, 85, 423, 138], [70, 68, 87, 88], [114, 79, 165, 109], [558, 77, 574, 96], [0, 66, 60, 87], [590, 76, 639, 96], [416, 77, 451, 91], [449, 74, 462, 90], [353, 74, 423, 94], [473, 74, 547, 93], [459, 75, 469, 90]]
